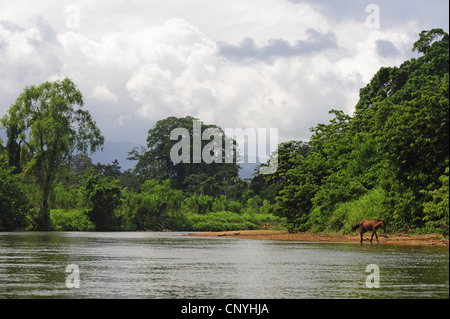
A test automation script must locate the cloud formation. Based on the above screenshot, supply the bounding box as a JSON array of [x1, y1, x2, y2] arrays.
[[376, 39, 400, 57], [218, 29, 337, 61], [1, 0, 448, 169], [0, 17, 62, 100], [90, 85, 118, 103]]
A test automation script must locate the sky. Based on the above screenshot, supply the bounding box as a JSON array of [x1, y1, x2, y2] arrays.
[[0, 0, 449, 172]]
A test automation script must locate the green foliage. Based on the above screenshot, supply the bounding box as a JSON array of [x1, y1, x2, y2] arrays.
[[212, 195, 242, 214], [185, 211, 281, 232], [271, 110, 353, 231], [129, 116, 241, 197], [119, 179, 184, 230], [266, 29, 449, 235], [0, 154, 31, 230], [188, 211, 248, 231], [377, 76, 449, 228], [1, 78, 104, 230], [422, 166, 449, 236], [413, 29, 448, 55], [85, 175, 122, 231], [183, 194, 213, 215], [307, 187, 388, 233], [50, 209, 95, 231], [243, 195, 262, 214], [51, 183, 87, 210], [1, 30, 446, 235]]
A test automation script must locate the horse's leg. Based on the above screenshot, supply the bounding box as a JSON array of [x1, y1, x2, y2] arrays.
[[374, 230, 379, 243], [360, 230, 363, 245], [370, 231, 374, 243]]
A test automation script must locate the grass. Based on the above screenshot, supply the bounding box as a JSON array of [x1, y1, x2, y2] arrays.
[[179, 211, 285, 232], [49, 208, 285, 232]]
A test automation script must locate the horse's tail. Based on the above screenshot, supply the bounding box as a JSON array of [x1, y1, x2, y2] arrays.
[[351, 223, 360, 232]]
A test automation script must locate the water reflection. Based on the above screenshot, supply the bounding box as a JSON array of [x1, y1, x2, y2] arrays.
[[0, 232, 448, 299]]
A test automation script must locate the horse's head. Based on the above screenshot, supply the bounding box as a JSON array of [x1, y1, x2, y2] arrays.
[[379, 220, 386, 230]]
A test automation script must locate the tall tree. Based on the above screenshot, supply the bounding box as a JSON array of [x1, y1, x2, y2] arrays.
[[129, 116, 241, 195], [1, 78, 104, 230], [353, 29, 449, 229], [268, 29, 449, 233]]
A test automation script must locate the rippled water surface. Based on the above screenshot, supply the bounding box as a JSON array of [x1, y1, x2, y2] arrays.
[[0, 232, 448, 299]]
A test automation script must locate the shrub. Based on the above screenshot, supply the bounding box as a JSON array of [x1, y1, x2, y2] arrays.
[[85, 175, 122, 231], [422, 166, 449, 236], [50, 209, 95, 231], [0, 155, 31, 230], [335, 187, 388, 233], [51, 183, 86, 209], [118, 179, 184, 231]]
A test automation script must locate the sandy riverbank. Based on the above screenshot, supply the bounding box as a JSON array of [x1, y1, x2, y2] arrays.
[[187, 230, 449, 246]]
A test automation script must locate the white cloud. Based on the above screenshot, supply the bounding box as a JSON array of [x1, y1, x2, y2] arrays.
[[0, 18, 62, 107], [1, 0, 448, 156], [90, 85, 118, 103]]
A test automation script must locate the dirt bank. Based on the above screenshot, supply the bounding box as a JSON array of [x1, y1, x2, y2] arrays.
[[186, 230, 449, 246]]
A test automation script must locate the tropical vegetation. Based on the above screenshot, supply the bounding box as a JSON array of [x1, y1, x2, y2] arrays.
[[0, 29, 448, 236]]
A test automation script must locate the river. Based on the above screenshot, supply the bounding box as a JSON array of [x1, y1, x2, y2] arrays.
[[0, 231, 448, 299]]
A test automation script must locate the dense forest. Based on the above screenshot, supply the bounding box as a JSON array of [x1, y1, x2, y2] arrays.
[[0, 29, 448, 236]]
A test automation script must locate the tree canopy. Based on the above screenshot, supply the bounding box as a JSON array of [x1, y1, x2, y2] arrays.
[[0, 30, 448, 235], [128, 116, 241, 196], [266, 29, 449, 233], [1, 78, 104, 230]]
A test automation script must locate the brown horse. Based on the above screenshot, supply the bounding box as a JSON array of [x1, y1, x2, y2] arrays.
[[351, 220, 386, 244]]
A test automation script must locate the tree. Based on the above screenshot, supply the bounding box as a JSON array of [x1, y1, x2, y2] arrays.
[[95, 159, 122, 179], [253, 140, 309, 203], [120, 179, 184, 230], [413, 28, 448, 55], [377, 76, 449, 228], [262, 140, 310, 188], [358, 30, 449, 229], [265, 30, 449, 233], [271, 29, 449, 233], [271, 110, 354, 231], [85, 174, 121, 231], [353, 29, 449, 134], [423, 166, 449, 236], [1, 78, 104, 230], [4, 123, 22, 174], [129, 116, 241, 196], [0, 152, 30, 230]]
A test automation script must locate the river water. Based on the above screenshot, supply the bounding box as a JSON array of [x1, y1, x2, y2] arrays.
[[0, 232, 448, 299]]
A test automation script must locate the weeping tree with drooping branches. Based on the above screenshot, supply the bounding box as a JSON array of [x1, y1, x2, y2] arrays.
[[1, 78, 104, 230]]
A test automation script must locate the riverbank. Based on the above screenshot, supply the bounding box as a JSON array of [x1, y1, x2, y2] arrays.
[[187, 230, 449, 246]]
